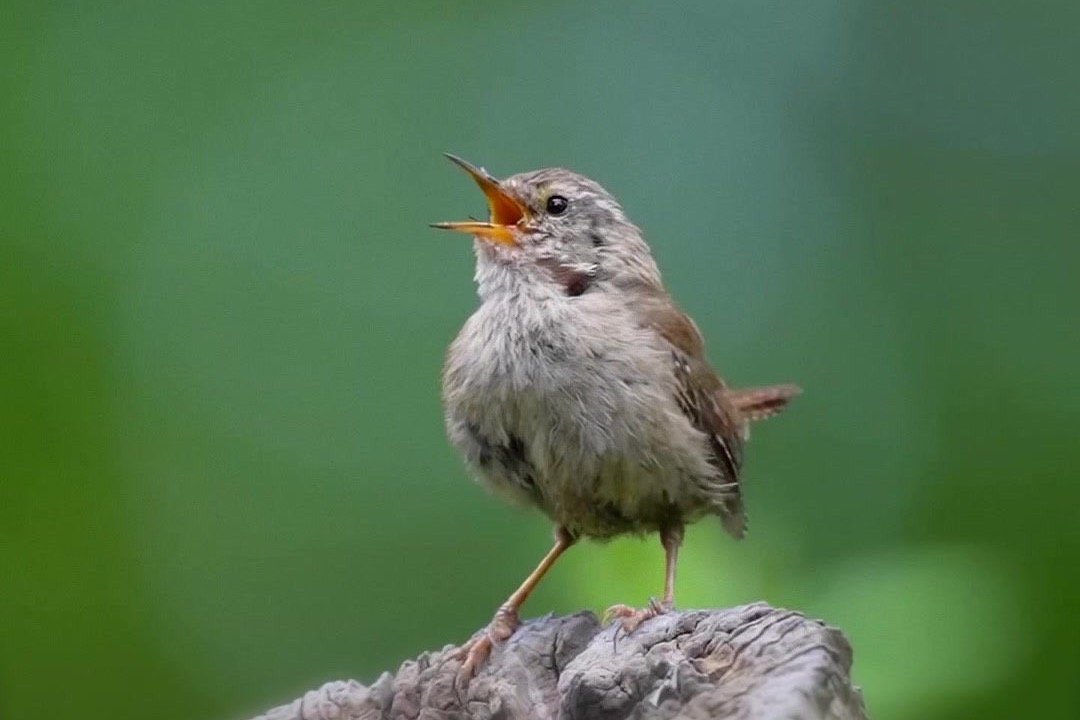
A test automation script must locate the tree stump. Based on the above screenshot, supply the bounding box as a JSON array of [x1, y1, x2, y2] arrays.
[[252, 602, 868, 720]]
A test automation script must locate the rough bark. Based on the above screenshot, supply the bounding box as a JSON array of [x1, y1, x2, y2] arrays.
[[252, 602, 868, 720]]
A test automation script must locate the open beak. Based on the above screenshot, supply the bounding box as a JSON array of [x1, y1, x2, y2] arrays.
[[431, 154, 528, 246]]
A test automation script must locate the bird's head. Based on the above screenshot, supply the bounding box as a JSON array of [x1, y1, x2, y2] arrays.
[[433, 155, 662, 296]]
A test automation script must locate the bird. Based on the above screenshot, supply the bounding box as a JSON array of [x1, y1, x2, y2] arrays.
[[433, 154, 800, 679]]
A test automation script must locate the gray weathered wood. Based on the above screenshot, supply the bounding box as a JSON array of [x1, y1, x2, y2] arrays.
[[252, 603, 868, 720]]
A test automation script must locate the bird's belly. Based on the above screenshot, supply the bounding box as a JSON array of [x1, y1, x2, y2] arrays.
[[540, 452, 706, 538], [452, 380, 712, 538], [443, 302, 715, 537]]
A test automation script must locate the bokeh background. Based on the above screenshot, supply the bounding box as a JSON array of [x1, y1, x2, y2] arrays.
[[3, 2, 1078, 718]]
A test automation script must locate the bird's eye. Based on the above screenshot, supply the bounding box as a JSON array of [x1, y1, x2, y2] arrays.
[[546, 195, 569, 215]]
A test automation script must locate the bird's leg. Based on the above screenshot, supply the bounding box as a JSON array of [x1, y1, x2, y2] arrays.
[[456, 526, 575, 681], [658, 521, 683, 609], [605, 522, 684, 634]]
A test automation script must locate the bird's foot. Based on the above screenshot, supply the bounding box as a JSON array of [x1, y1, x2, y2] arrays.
[[603, 597, 672, 635], [454, 604, 520, 685]]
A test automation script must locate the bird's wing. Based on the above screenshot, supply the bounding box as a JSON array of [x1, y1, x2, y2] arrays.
[[639, 294, 748, 538]]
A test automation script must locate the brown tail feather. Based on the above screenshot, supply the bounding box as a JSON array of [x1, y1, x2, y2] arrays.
[[726, 383, 801, 422]]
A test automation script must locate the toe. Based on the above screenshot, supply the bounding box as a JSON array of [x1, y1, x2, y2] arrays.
[[453, 609, 522, 687], [456, 635, 493, 686], [602, 603, 636, 624], [604, 599, 672, 634], [619, 613, 646, 634]]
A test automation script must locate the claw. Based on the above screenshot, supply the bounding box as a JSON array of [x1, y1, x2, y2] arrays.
[[453, 605, 520, 687], [604, 597, 671, 635], [455, 634, 494, 685]]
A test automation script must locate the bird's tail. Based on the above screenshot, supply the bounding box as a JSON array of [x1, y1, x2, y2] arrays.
[[725, 383, 801, 422]]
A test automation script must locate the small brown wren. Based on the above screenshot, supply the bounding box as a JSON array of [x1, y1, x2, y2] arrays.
[[433, 155, 800, 679]]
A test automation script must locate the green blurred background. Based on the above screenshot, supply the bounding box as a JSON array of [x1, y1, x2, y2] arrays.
[[3, 2, 1078, 718]]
